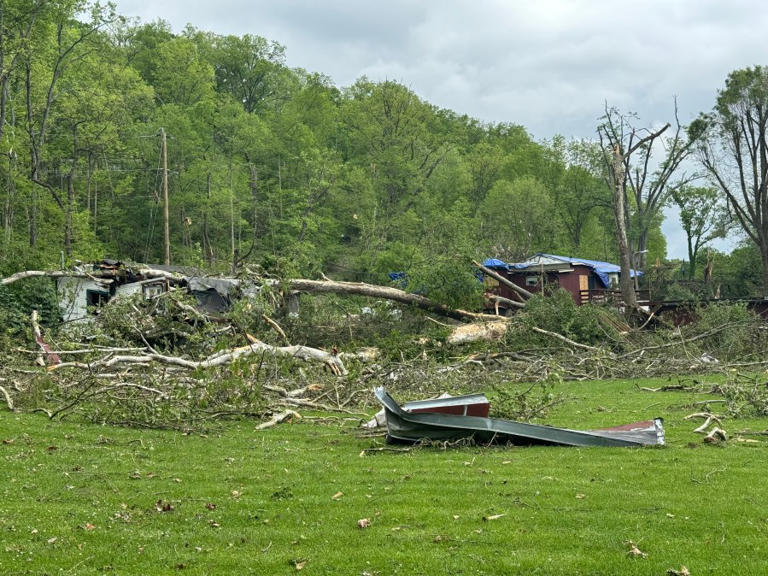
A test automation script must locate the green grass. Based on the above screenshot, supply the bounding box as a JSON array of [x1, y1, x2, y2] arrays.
[[1, 376, 766, 575]]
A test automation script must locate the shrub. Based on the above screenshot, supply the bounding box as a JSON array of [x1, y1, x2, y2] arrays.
[[516, 289, 621, 346]]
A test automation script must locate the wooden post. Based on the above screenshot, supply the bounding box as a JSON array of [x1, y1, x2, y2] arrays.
[[161, 128, 170, 266]]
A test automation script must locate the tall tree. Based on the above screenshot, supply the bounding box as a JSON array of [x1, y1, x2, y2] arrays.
[[476, 176, 558, 261], [549, 137, 613, 253], [22, 0, 117, 249], [204, 32, 287, 114], [696, 66, 768, 296]]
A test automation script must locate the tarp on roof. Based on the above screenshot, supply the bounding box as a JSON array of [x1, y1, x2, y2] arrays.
[[482, 258, 510, 270], [488, 253, 641, 289]]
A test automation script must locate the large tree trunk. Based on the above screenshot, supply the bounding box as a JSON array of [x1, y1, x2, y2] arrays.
[[65, 125, 79, 257], [288, 278, 501, 322], [687, 235, 697, 280], [612, 145, 638, 308], [636, 231, 648, 271]]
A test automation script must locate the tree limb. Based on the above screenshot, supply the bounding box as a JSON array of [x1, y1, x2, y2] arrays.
[[472, 260, 534, 300]]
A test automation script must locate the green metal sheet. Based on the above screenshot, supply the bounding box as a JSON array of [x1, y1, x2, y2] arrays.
[[375, 387, 664, 447]]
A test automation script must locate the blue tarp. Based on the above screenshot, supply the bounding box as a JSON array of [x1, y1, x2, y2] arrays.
[[482, 258, 510, 270], [486, 253, 641, 289]]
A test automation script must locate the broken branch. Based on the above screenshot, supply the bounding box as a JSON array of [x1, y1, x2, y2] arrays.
[[49, 339, 348, 375], [0, 385, 14, 411], [530, 326, 606, 354], [254, 410, 301, 430]]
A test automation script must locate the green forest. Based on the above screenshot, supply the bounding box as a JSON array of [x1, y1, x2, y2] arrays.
[[1, 0, 767, 306]]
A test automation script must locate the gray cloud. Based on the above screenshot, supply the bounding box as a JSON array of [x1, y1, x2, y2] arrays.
[[114, 0, 761, 257]]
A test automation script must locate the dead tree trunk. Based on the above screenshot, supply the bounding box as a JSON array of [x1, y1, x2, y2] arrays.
[[611, 144, 637, 309], [599, 117, 669, 310]]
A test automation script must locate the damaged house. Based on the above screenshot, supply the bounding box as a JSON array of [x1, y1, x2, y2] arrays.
[[483, 253, 645, 307], [56, 260, 251, 322]]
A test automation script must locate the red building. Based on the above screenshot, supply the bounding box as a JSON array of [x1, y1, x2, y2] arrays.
[[483, 253, 645, 306]]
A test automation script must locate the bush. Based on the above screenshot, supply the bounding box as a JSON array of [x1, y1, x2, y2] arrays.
[[516, 289, 621, 346], [0, 278, 60, 342], [663, 283, 698, 302]]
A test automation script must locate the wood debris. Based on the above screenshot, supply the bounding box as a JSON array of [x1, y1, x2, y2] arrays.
[[626, 540, 647, 558], [255, 410, 301, 431]]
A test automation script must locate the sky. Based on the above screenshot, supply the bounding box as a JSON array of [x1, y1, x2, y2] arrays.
[[112, 0, 765, 259]]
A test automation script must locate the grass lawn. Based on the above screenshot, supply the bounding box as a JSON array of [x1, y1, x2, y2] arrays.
[[1, 375, 766, 575]]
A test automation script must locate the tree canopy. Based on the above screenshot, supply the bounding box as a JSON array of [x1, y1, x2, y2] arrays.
[[0, 3, 757, 304]]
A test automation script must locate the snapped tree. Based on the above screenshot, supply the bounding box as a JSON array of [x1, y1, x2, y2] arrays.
[[598, 109, 668, 308], [597, 101, 699, 308]]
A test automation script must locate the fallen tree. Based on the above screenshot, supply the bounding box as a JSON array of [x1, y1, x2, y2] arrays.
[[1, 267, 503, 323], [472, 260, 533, 302], [286, 278, 501, 322]]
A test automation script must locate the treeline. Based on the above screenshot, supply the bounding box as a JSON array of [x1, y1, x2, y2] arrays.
[[0, 1, 763, 304]]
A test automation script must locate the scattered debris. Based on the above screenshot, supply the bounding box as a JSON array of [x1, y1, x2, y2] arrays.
[[704, 427, 727, 444], [447, 321, 508, 345], [667, 566, 691, 576], [482, 513, 506, 521], [626, 540, 647, 558], [359, 447, 412, 456], [357, 518, 371, 529], [685, 412, 723, 434], [30, 310, 60, 366], [0, 386, 14, 411], [736, 436, 761, 444], [363, 392, 486, 429], [255, 410, 301, 431]]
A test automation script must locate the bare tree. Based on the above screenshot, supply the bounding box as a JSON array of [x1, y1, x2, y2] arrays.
[[598, 102, 698, 308], [598, 107, 669, 308], [600, 103, 699, 262]]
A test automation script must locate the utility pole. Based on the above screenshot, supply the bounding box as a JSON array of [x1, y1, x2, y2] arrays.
[[161, 128, 170, 265]]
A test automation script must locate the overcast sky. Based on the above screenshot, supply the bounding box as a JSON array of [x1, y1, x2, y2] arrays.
[[112, 0, 764, 259]]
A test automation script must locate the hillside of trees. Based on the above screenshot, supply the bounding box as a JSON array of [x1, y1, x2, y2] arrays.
[[0, 1, 765, 308]]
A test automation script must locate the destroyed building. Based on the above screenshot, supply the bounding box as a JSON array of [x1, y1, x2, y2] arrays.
[[56, 260, 252, 322]]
